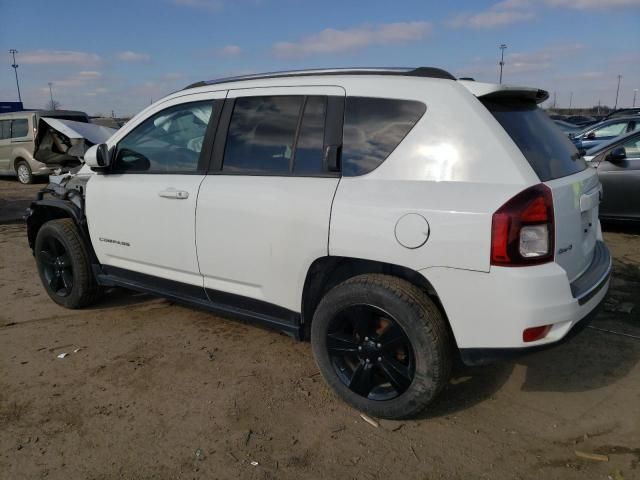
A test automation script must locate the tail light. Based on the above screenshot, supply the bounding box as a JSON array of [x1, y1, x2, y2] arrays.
[[491, 184, 554, 266]]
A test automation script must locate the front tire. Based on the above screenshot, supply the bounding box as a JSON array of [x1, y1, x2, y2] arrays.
[[35, 219, 99, 308], [16, 160, 33, 184], [311, 274, 451, 419]]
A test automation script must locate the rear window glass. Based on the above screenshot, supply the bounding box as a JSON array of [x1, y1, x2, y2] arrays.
[[48, 115, 89, 123], [11, 119, 29, 138], [483, 100, 586, 181], [342, 97, 426, 176]]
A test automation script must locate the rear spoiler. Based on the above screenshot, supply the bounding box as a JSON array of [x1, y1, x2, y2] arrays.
[[458, 80, 549, 104]]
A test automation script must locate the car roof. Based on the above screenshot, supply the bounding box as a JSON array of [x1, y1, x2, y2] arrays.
[[586, 128, 640, 155]]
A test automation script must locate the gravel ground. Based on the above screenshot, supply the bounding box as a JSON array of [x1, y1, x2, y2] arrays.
[[1, 178, 639, 479]]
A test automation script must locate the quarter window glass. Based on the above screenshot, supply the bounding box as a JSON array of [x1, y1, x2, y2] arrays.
[[294, 96, 326, 175], [342, 97, 426, 176], [0, 120, 10, 140], [223, 96, 302, 174], [114, 102, 212, 173], [592, 122, 628, 138], [622, 136, 640, 158], [11, 119, 29, 138]]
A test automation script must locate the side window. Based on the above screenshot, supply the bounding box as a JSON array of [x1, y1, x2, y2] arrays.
[[113, 101, 213, 173], [223, 96, 302, 174], [11, 119, 29, 138], [342, 97, 426, 176], [0, 120, 10, 140], [621, 136, 640, 158], [593, 122, 628, 138], [293, 96, 327, 175]]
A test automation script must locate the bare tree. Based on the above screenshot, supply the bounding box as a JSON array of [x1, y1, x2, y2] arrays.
[[45, 99, 61, 111]]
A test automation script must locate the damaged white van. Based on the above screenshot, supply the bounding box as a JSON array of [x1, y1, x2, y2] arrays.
[[26, 67, 611, 419]]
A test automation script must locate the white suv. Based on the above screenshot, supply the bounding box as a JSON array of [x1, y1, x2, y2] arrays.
[[26, 67, 611, 419]]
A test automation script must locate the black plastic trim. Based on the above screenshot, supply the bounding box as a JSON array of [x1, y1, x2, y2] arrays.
[[570, 241, 612, 305], [97, 266, 303, 339]]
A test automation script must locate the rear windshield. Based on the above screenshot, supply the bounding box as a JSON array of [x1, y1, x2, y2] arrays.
[[483, 100, 586, 181]]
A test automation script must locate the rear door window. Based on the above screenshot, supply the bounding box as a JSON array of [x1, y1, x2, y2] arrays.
[[483, 100, 586, 181], [341, 97, 426, 176], [223, 96, 302, 174], [11, 119, 29, 138], [0, 120, 10, 140], [293, 96, 327, 175]]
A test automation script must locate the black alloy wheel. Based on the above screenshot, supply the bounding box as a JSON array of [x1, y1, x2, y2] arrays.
[[38, 236, 74, 297], [326, 304, 415, 401]]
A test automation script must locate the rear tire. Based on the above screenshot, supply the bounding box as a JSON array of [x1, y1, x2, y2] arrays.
[[15, 160, 33, 184], [311, 274, 452, 419], [35, 219, 100, 308]]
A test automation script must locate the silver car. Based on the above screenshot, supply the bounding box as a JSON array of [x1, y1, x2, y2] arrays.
[[0, 110, 89, 184]]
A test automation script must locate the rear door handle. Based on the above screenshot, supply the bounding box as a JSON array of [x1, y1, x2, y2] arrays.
[[158, 188, 189, 199]]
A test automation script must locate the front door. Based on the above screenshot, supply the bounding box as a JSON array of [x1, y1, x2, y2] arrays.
[[87, 91, 226, 291], [598, 134, 640, 220], [0, 119, 12, 172], [196, 86, 345, 313]]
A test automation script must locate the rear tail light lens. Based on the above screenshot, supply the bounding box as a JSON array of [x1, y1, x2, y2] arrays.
[[491, 184, 554, 266]]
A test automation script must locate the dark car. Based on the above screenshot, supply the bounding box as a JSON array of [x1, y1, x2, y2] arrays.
[[584, 129, 640, 221], [565, 115, 598, 127], [572, 116, 639, 150]]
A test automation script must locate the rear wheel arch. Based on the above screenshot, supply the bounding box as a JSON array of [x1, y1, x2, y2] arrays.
[[301, 256, 454, 344]]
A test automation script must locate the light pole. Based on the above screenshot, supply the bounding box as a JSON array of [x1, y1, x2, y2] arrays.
[[9, 49, 22, 103], [634, 89, 638, 108], [569, 92, 573, 110], [498, 44, 507, 84], [614, 74, 622, 110], [48, 82, 55, 110]]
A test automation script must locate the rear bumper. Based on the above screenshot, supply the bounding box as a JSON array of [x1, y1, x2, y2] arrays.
[[421, 241, 611, 364]]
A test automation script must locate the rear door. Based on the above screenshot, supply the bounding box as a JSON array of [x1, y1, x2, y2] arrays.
[[196, 86, 344, 312], [483, 99, 599, 281], [87, 92, 224, 290]]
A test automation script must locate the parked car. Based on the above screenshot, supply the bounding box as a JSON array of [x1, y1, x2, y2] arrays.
[[0, 109, 89, 183], [572, 116, 639, 150], [26, 67, 611, 419], [584, 129, 640, 221], [553, 119, 582, 135], [604, 108, 640, 120], [565, 115, 598, 127]]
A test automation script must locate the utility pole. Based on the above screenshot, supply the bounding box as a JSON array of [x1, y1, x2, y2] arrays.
[[614, 74, 622, 110], [9, 49, 22, 103], [498, 44, 507, 84], [553, 91, 557, 109], [569, 92, 573, 110], [634, 89, 638, 108], [48, 82, 56, 110]]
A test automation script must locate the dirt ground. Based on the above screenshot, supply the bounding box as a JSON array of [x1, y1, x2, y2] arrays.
[[1, 177, 639, 480]]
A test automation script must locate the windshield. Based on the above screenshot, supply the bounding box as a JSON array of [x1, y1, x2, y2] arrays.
[[483, 100, 586, 181]]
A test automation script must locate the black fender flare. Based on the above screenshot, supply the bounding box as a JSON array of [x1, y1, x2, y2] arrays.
[[26, 198, 99, 266]]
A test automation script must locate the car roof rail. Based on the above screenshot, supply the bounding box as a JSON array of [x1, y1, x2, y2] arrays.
[[183, 66, 456, 90]]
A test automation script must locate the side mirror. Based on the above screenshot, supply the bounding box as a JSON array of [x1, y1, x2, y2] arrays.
[[607, 146, 627, 163], [586, 131, 596, 140], [84, 143, 112, 171]]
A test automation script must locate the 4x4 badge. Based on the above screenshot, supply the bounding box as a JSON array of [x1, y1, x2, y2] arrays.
[[558, 244, 573, 255]]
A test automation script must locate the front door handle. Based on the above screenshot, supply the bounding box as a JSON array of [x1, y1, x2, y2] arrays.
[[158, 188, 189, 199]]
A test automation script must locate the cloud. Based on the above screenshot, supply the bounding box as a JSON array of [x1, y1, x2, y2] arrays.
[[544, 0, 640, 9], [215, 45, 242, 56], [116, 51, 151, 62], [447, 1, 535, 29], [19, 50, 101, 65], [272, 22, 433, 58], [172, 0, 223, 9], [49, 71, 103, 88]]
